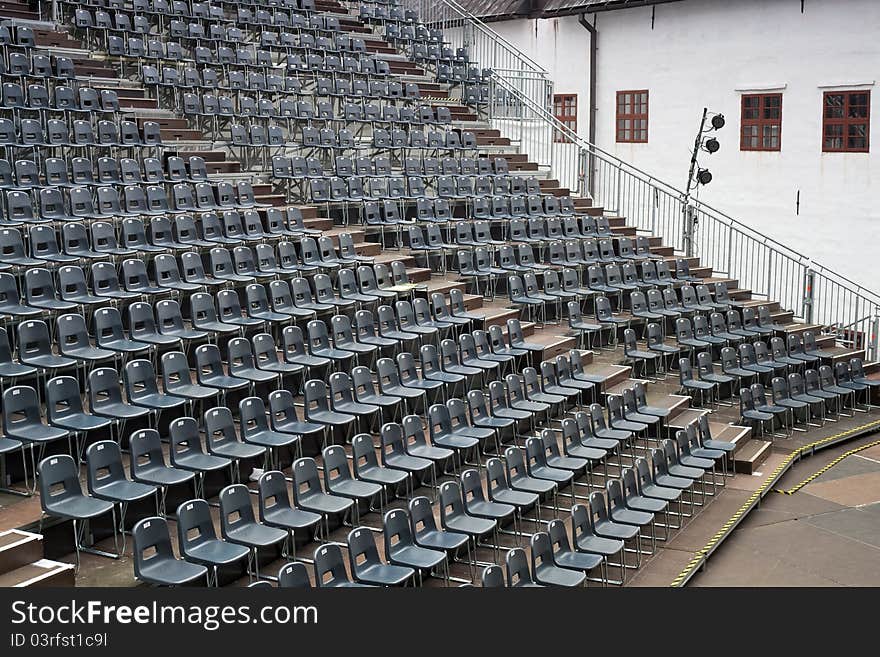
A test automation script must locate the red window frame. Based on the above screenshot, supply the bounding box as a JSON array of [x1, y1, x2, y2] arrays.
[[822, 90, 870, 153], [616, 90, 648, 143], [740, 93, 782, 151], [553, 94, 577, 143]]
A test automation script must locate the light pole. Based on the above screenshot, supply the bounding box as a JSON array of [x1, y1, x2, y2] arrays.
[[682, 108, 724, 257]]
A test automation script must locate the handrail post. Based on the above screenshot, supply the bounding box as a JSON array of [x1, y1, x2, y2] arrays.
[[683, 202, 696, 258], [803, 268, 815, 324], [871, 315, 879, 362]]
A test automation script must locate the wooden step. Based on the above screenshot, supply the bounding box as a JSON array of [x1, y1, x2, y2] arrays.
[[304, 217, 333, 231], [414, 279, 469, 299], [707, 422, 753, 455], [0, 559, 75, 587], [159, 128, 204, 141], [733, 438, 772, 475], [481, 306, 520, 329], [666, 407, 710, 430], [0, 529, 75, 587], [0, 529, 43, 576], [579, 362, 631, 389]]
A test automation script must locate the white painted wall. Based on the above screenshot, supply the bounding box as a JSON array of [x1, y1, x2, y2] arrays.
[[491, 0, 880, 290], [489, 16, 592, 143]]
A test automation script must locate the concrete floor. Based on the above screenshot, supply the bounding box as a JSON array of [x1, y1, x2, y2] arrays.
[[627, 418, 880, 587]]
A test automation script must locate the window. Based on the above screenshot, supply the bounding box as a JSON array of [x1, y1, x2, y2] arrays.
[[616, 90, 648, 143], [740, 93, 782, 151], [553, 94, 577, 142], [823, 90, 870, 152]]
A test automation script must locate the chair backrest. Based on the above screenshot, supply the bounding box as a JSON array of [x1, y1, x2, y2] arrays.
[[219, 483, 257, 537], [278, 562, 311, 588], [176, 498, 219, 556], [313, 543, 353, 587], [504, 547, 535, 586]]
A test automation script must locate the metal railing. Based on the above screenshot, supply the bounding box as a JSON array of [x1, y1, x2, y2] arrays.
[[397, 0, 879, 360], [529, 79, 880, 359]]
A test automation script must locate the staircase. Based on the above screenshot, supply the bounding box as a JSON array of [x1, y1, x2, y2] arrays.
[[0, 530, 75, 587]]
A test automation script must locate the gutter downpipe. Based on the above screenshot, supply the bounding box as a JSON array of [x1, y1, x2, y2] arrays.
[[577, 13, 597, 198]]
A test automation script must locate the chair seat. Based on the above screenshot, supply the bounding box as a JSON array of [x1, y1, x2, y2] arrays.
[[64, 293, 104, 305], [384, 452, 432, 474], [275, 419, 325, 437], [641, 482, 682, 500], [263, 505, 322, 531], [0, 361, 38, 378], [94, 402, 150, 420], [244, 429, 297, 449], [0, 436, 23, 453], [328, 400, 376, 419], [511, 399, 549, 414], [195, 321, 239, 335], [357, 463, 409, 487], [444, 514, 495, 537], [389, 544, 446, 570], [187, 539, 250, 566], [0, 302, 42, 317], [554, 549, 604, 571], [21, 353, 77, 370], [355, 563, 414, 586], [51, 412, 111, 433], [474, 416, 514, 430], [226, 523, 288, 548], [234, 367, 278, 384], [594, 519, 638, 540], [426, 371, 464, 385], [135, 332, 182, 347], [92, 478, 156, 503], [667, 463, 705, 480], [9, 422, 68, 443], [626, 495, 667, 514], [465, 499, 514, 520], [210, 441, 265, 461], [308, 409, 355, 426], [575, 533, 624, 556], [682, 380, 715, 391], [288, 353, 330, 369], [690, 447, 725, 460], [431, 431, 479, 451], [135, 465, 194, 488], [99, 338, 151, 354], [625, 411, 660, 425], [168, 383, 219, 400], [44, 495, 114, 520], [175, 452, 231, 473], [132, 392, 187, 410], [161, 327, 207, 341], [200, 374, 249, 391], [547, 454, 589, 471], [529, 464, 573, 484], [534, 563, 586, 587], [298, 491, 352, 515], [330, 478, 382, 501], [139, 556, 207, 586], [610, 507, 653, 526]]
